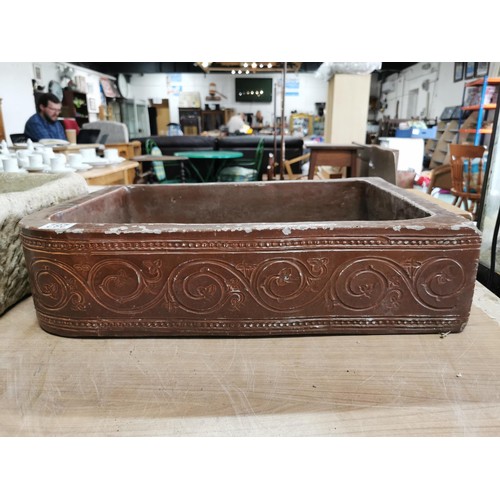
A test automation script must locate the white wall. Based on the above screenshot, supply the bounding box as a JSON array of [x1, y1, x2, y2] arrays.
[[129, 72, 328, 125], [0, 63, 37, 137], [3, 62, 500, 143], [382, 62, 500, 120], [0, 62, 111, 143]]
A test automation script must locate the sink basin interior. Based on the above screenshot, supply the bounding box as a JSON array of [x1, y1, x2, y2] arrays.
[[50, 180, 431, 225]]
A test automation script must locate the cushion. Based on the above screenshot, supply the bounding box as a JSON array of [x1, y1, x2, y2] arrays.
[[217, 166, 258, 182]]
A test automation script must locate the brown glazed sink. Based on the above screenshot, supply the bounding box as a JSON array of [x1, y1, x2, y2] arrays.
[[19, 178, 481, 338]]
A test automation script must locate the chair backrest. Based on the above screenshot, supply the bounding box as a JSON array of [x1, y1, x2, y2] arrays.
[[254, 138, 265, 174], [369, 145, 398, 184], [81, 120, 129, 143], [449, 144, 487, 196], [145, 138, 166, 182]]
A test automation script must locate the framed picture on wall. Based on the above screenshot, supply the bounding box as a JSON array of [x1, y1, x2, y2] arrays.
[[32, 63, 42, 81], [454, 62, 464, 82], [88, 97, 98, 113], [475, 62, 490, 78], [465, 62, 476, 79]]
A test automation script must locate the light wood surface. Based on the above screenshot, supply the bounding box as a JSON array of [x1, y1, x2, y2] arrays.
[[0, 281, 499, 436], [407, 187, 474, 219], [77, 160, 139, 185]]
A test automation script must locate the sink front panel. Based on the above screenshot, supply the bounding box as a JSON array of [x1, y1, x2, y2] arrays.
[[19, 179, 481, 337]]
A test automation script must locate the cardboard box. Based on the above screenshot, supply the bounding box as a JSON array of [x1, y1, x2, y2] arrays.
[[395, 126, 437, 139]]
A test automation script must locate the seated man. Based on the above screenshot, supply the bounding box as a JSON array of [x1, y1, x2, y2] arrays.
[[226, 111, 247, 134], [24, 92, 67, 142]]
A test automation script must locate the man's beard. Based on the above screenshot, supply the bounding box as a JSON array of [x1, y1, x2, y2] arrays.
[[43, 112, 57, 124]]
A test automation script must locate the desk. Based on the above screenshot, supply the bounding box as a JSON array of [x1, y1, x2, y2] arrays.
[[174, 150, 243, 182], [77, 160, 139, 186], [307, 144, 359, 179], [0, 282, 499, 436]]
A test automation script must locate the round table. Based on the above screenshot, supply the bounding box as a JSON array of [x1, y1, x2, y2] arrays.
[[174, 150, 243, 182]]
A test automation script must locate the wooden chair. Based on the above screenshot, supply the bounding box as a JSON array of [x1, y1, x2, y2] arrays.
[[426, 163, 452, 195], [283, 152, 311, 179], [449, 144, 487, 219]]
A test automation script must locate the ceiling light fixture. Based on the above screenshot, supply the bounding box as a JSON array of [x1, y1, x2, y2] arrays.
[[195, 62, 302, 74]]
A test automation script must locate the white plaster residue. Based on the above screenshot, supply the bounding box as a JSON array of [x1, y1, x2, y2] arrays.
[[282, 227, 292, 235], [104, 226, 129, 234], [67, 228, 85, 233], [392, 225, 402, 232], [130, 225, 162, 234], [39, 222, 76, 232], [451, 223, 477, 231], [405, 225, 426, 231]]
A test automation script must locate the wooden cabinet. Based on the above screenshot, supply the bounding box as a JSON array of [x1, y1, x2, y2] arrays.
[[201, 110, 224, 131], [179, 108, 201, 135], [105, 140, 141, 160], [150, 99, 170, 135], [61, 88, 88, 127]]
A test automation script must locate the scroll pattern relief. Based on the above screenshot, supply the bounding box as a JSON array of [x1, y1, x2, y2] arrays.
[[29, 253, 468, 316]]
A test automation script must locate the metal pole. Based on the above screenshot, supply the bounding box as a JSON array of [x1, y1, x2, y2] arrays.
[[273, 83, 277, 161], [280, 62, 287, 180]]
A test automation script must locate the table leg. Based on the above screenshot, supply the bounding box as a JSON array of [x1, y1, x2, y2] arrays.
[[179, 160, 186, 183], [213, 159, 231, 182], [185, 159, 205, 182], [205, 159, 217, 182]]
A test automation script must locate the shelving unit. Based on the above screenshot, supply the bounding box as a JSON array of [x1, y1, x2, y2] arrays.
[[427, 119, 459, 169], [61, 88, 88, 127], [458, 77, 500, 146], [120, 99, 150, 138]]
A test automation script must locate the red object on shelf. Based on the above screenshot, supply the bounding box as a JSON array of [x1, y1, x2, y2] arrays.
[[62, 118, 80, 134]]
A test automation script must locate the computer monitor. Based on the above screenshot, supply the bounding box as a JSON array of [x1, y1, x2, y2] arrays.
[[76, 129, 100, 144]]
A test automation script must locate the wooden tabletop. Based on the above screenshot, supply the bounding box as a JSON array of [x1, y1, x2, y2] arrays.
[[407, 187, 473, 220], [1, 281, 499, 437], [77, 159, 139, 185]]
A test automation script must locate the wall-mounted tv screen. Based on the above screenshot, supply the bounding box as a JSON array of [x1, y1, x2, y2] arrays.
[[235, 78, 273, 103]]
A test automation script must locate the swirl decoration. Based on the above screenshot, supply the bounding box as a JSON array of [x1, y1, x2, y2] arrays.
[[169, 262, 245, 314], [415, 258, 466, 308], [29, 254, 465, 316], [332, 257, 466, 311], [31, 260, 87, 312], [31, 258, 167, 314], [87, 259, 166, 312], [168, 257, 330, 314]]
